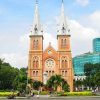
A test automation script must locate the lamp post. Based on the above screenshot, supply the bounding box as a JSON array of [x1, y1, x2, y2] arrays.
[[26, 67, 29, 95], [43, 72, 48, 85], [26, 68, 28, 87]]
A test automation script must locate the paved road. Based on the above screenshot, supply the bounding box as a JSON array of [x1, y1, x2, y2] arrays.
[[1, 96, 100, 100]]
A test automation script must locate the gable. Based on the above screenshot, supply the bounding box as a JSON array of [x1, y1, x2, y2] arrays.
[[43, 45, 58, 61]]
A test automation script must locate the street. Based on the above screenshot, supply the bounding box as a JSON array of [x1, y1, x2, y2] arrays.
[[0, 96, 100, 100]]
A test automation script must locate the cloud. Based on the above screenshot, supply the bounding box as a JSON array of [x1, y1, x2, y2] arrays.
[[0, 53, 27, 69], [69, 20, 99, 56], [0, 17, 99, 68], [19, 31, 57, 51], [81, 11, 100, 32], [19, 16, 99, 58], [19, 33, 29, 49], [0, 9, 100, 68], [75, 0, 89, 6], [43, 32, 57, 50], [7, 0, 32, 6]]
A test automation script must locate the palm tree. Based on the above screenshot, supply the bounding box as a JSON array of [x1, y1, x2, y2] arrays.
[[46, 75, 69, 92], [61, 78, 69, 92], [47, 75, 62, 91]]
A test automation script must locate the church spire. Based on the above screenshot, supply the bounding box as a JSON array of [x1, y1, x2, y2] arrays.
[[32, 0, 43, 35], [57, 0, 69, 35]]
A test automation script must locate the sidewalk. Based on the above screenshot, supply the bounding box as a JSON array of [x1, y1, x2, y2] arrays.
[[0, 95, 100, 99], [50, 96, 100, 99], [0, 96, 29, 99]]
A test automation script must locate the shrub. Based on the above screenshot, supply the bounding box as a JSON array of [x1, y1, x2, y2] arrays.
[[58, 92, 93, 96], [40, 91, 49, 95], [33, 91, 49, 95], [0, 92, 17, 97]]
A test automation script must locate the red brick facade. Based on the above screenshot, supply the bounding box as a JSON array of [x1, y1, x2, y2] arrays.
[[28, 34, 74, 91]]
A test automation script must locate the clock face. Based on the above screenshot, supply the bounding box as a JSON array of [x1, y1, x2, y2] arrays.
[[45, 59, 55, 68], [48, 50, 52, 55]]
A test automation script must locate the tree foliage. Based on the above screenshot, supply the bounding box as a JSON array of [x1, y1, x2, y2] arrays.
[[33, 80, 43, 90], [46, 75, 69, 92], [84, 63, 100, 90], [0, 59, 19, 90]]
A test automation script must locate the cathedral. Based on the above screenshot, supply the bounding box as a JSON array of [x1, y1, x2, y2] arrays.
[[28, 0, 74, 92]]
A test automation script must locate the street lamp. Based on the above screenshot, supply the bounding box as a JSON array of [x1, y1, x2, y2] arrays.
[[43, 72, 48, 85], [26, 67, 29, 95]]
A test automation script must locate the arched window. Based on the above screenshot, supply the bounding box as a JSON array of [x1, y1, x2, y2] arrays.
[[36, 60, 39, 68], [64, 39, 66, 46], [62, 60, 64, 68], [33, 71, 35, 76], [33, 40, 36, 48], [52, 71, 54, 75], [33, 61, 35, 68], [61, 56, 68, 68], [61, 39, 63, 47], [49, 71, 51, 76], [62, 71, 64, 76], [36, 40, 38, 48], [65, 60, 67, 68], [33, 56, 39, 68], [65, 71, 67, 76], [36, 71, 38, 76], [33, 39, 38, 49]]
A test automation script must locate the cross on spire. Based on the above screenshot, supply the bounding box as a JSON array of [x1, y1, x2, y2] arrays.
[[36, 0, 38, 5], [57, 0, 70, 35], [31, 0, 43, 35]]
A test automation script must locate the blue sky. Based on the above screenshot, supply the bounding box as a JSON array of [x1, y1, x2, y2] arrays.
[[0, 0, 100, 68], [0, 0, 100, 21]]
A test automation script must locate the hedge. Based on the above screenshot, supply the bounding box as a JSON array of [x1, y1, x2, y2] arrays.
[[0, 92, 17, 97], [33, 91, 49, 95], [57, 92, 93, 96]]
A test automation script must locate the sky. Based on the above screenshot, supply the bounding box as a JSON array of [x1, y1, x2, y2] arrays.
[[0, 0, 100, 68]]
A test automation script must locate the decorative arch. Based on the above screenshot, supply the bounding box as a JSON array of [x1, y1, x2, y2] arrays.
[[61, 39, 66, 47], [33, 39, 38, 49], [64, 39, 66, 46], [33, 56, 39, 68], [36, 40, 38, 48], [61, 56, 68, 68], [61, 39, 63, 47]]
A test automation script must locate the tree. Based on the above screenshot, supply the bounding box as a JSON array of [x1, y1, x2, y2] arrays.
[[13, 67, 32, 93], [0, 59, 19, 90], [94, 71, 100, 90], [0, 59, 4, 69], [46, 75, 69, 92], [84, 63, 94, 76], [62, 78, 69, 92], [47, 75, 62, 91], [33, 80, 43, 90], [84, 63, 100, 91]]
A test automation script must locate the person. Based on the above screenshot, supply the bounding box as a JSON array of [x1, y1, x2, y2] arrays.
[[37, 90, 40, 98], [32, 92, 34, 97]]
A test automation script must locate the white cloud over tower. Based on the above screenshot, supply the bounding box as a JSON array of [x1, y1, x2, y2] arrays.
[[75, 0, 90, 6], [0, 0, 100, 68]]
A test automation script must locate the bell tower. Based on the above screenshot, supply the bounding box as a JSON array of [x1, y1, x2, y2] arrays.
[[57, 0, 74, 91], [28, 0, 43, 82]]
